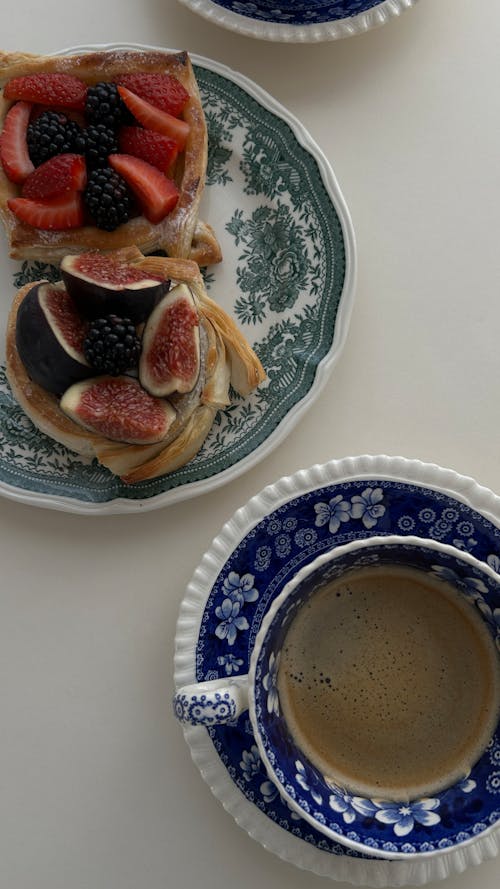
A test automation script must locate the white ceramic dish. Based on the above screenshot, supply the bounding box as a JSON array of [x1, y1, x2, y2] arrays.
[[174, 454, 500, 886], [177, 0, 419, 43], [0, 43, 355, 514]]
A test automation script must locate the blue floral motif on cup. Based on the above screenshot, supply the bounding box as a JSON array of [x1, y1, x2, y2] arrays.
[[250, 537, 500, 853], [174, 691, 237, 726]]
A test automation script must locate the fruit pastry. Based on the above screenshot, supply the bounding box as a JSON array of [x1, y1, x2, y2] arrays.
[[0, 48, 221, 265], [5, 247, 266, 483]]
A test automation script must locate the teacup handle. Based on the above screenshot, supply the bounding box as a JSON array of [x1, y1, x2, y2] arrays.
[[173, 677, 250, 726]]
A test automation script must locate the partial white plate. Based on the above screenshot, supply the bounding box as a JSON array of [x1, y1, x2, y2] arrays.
[[177, 0, 419, 43], [0, 43, 355, 514], [174, 454, 500, 886]]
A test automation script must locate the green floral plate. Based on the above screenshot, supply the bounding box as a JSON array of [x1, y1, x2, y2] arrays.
[[0, 44, 356, 514]]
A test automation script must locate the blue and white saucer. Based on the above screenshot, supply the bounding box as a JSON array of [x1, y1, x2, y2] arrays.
[[174, 455, 500, 885], [177, 0, 419, 43]]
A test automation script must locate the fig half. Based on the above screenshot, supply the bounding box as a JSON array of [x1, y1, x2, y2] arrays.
[[16, 282, 91, 395], [60, 252, 170, 322], [139, 283, 200, 397], [60, 375, 176, 444]]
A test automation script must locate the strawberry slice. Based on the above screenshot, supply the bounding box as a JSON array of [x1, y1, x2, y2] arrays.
[[8, 191, 84, 230], [117, 87, 189, 151], [21, 153, 87, 200], [108, 154, 179, 224], [118, 127, 178, 175], [0, 101, 34, 184], [117, 73, 189, 117], [4, 73, 87, 112]]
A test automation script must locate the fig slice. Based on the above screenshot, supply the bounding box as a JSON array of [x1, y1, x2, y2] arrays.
[[60, 251, 170, 322], [16, 281, 91, 395], [60, 375, 176, 445], [139, 283, 200, 397]]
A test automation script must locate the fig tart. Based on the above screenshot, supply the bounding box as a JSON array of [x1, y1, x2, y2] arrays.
[[0, 48, 221, 265], [5, 247, 266, 483]]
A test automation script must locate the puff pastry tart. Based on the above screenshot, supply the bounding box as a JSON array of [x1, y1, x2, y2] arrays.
[[5, 247, 265, 483], [0, 48, 221, 265]]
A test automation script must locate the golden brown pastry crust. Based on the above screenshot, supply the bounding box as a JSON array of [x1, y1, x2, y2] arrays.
[[5, 253, 266, 483], [0, 48, 221, 265]]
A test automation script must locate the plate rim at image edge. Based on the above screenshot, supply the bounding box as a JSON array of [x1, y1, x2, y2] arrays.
[[174, 454, 500, 886], [176, 0, 420, 44], [0, 42, 356, 515]]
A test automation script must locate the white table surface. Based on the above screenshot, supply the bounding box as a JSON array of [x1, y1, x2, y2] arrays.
[[1, 2, 500, 887]]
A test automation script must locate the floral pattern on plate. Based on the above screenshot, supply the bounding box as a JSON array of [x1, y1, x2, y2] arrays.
[[177, 0, 419, 44], [210, 0, 382, 25]]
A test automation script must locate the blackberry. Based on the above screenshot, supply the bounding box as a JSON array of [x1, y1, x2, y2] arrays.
[[81, 123, 119, 169], [84, 167, 132, 232], [27, 111, 84, 167], [85, 82, 128, 128], [83, 315, 141, 375]]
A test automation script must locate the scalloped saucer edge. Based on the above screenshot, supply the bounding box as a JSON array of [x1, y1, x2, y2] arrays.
[[174, 454, 500, 886]]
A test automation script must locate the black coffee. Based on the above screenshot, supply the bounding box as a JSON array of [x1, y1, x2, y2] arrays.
[[277, 566, 500, 800]]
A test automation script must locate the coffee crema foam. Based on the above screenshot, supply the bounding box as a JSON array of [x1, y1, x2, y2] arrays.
[[277, 566, 500, 801]]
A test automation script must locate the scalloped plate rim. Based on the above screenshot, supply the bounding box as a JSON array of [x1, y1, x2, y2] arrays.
[[174, 454, 500, 885], [176, 0, 419, 43], [0, 42, 356, 515]]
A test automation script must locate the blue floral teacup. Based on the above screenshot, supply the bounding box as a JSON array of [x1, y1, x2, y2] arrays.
[[174, 535, 500, 859]]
